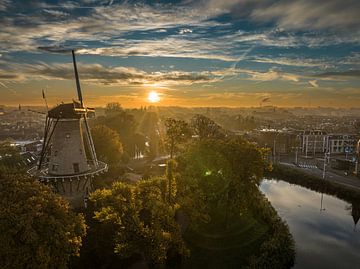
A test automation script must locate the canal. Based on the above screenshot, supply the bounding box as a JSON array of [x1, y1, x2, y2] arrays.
[[260, 179, 360, 269]]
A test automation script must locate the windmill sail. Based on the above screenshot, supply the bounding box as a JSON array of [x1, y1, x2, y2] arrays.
[[72, 50, 83, 106], [71, 49, 98, 167]]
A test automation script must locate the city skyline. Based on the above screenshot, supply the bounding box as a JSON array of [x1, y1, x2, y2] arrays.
[[0, 0, 359, 107]]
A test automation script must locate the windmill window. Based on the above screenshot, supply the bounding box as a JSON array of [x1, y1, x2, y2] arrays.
[[52, 164, 59, 172], [54, 151, 58, 156], [79, 148, 82, 155], [73, 163, 79, 173]]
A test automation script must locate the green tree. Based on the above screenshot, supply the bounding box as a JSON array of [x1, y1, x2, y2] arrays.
[[90, 178, 188, 266], [177, 138, 268, 228], [96, 107, 138, 156], [0, 173, 86, 269], [0, 140, 23, 173], [165, 118, 192, 158], [191, 114, 225, 140], [166, 159, 178, 204], [91, 124, 123, 166]]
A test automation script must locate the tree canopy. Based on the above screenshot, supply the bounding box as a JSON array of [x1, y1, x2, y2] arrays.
[[91, 124, 124, 166], [191, 114, 225, 140], [165, 118, 192, 158], [90, 178, 188, 266], [176, 137, 269, 227], [96, 108, 137, 152], [0, 173, 86, 269], [0, 140, 23, 173]]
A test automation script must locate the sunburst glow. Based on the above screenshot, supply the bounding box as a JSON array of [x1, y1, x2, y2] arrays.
[[148, 91, 160, 103]]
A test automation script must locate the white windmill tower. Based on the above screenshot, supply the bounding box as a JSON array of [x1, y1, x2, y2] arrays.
[[28, 50, 108, 207]]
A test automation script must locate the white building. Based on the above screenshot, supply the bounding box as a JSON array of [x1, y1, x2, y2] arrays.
[[301, 130, 357, 157]]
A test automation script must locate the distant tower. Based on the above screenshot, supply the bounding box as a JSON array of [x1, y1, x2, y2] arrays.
[[28, 50, 107, 207]]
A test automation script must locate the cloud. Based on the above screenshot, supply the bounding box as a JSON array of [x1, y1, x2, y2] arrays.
[[0, 0, 358, 62], [341, 53, 360, 66], [38, 46, 73, 54], [179, 28, 193, 35], [0, 0, 10, 11], [13, 62, 215, 86], [76, 38, 237, 62], [309, 80, 319, 88], [250, 57, 330, 68], [250, 0, 360, 31], [314, 70, 360, 79], [214, 68, 301, 82], [0, 72, 21, 80], [197, 0, 360, 31], [3, 59, 308, 87], [43, 9, 70, 17]]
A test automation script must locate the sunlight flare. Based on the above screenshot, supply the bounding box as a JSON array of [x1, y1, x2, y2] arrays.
[[148, 91, 160, 103]]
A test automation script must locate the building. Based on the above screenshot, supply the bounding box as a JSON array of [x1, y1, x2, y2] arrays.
[[301, 130, 328, 156], [301, 130, 358, 157], [328, 134, 356, 155]]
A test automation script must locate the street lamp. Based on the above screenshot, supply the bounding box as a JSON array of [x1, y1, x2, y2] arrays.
[[354, 139, 360, 175], [322, 136, 331, 180]]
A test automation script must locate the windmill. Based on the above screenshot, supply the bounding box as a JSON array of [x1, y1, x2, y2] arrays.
[[28, 50, 108, 207]]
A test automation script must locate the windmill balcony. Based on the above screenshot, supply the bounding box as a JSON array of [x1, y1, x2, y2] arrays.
[[27, 160, 108, 182]]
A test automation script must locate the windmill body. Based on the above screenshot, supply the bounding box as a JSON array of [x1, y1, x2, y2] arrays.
[[47, 103, 90, 176], [28, 51, 107, 207]]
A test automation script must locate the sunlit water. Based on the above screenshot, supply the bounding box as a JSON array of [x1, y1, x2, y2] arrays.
[[260, 179, 360, 269]]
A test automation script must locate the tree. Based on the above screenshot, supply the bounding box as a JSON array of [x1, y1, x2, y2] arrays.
[[165, 118, 192, 158], [90, 178, 188, 266], [166, 159, 178, 204], [0, 140, 23, 173], [191, 114, 225, 140], [0, 173, 86, 269], [91, 124, 123, 166], [96, 107, 137, 156], [105, 102, 123, 115], [176, 137, 268, 228]]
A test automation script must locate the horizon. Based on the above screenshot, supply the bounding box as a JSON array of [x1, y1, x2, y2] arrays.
[[2, 103, 360, 110]]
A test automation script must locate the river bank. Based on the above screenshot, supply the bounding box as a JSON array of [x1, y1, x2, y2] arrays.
[[268, 164, 360, 204]]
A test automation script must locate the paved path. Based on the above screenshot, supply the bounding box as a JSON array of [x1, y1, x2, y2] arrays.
[[279, 162, 360, 192]]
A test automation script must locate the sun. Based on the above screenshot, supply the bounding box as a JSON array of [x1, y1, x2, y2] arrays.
[[148, 91, 160, 103]]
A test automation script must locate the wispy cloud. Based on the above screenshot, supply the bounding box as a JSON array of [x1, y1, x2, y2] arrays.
[[213, 68, 301, 82], [314, 70, 360, 79], [0, 0, 10, 12], [250, 0, 360, 31], [249, 56, 331, 68], [4, 62, 216, 86], [309, 80, 319, 88]]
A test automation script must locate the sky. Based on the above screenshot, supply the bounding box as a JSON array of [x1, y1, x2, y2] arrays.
[[0, 0, 359, 108]]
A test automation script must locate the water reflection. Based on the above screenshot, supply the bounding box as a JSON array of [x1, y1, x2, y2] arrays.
[[260, 179, 360, 269]]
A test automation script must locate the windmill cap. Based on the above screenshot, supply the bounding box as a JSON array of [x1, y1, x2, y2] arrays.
[[48, 102, 83, 119]]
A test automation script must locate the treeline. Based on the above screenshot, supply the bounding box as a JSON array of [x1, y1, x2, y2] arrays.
[[89, 103, 229, 174]]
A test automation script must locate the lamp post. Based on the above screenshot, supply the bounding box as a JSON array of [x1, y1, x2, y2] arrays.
[[294, 135, 301, 165], [322, 152, 329, 179], [355, 139, 360, 175]]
